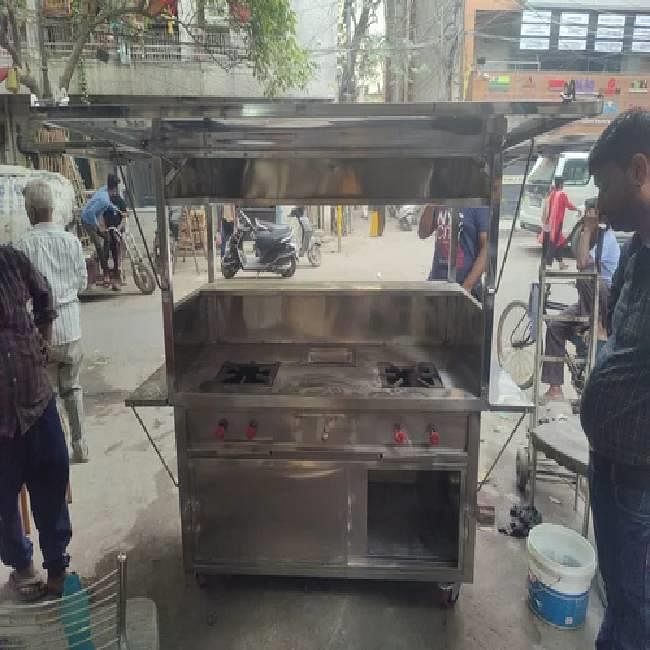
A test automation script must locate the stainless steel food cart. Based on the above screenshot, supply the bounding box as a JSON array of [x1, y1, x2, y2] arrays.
[[20, 96, 601, 600]]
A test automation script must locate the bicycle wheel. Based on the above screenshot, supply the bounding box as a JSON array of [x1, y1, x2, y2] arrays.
[[497, 300, 536, 390]]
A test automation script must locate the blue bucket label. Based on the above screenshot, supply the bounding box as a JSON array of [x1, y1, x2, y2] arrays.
[[528, 573, 589, 629]]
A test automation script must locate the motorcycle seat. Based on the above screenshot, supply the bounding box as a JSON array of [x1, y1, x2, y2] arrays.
[[257, 220, 291, 232], [256, 228, 291, 244]]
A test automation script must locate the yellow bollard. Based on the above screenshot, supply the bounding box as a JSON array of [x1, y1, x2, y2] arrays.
[[336, 205, 343, 252], [6, 68, 19, 93], [369, 209, 379, 237]]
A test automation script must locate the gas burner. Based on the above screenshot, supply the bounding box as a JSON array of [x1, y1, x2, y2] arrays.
[[378, 363, 443, 389], [200, 362, 279, 391]]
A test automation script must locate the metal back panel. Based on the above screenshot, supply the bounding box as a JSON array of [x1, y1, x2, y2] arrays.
[[175, 283, 483, 347]]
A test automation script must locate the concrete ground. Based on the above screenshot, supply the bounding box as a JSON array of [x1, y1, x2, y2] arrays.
[[1, 218, 602, 649]]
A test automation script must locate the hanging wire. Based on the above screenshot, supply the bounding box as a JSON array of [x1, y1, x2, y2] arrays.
[[115, 157, 167, 291], [496, 137, 536, 295]]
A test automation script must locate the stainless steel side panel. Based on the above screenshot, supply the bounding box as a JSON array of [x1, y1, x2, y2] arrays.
[[190, 459, 349, 565], [185, 446, 473, 581]]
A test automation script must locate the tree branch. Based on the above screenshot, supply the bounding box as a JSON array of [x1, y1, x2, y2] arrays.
[[0, 2, 22, 65], [58, 0, 151, 92], [0, 2, 42, 95]]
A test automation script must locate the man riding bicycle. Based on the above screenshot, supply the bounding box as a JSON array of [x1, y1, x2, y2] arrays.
[[542, 199, 620, 401]]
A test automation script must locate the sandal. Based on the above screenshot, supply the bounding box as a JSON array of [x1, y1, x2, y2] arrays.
[[9, 571, 48, 602]]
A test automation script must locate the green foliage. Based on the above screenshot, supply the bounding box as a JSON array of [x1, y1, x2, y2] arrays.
[[243, 0, 316, 96]]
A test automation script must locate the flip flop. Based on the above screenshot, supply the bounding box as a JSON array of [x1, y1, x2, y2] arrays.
[[9, 571, 47, 602]]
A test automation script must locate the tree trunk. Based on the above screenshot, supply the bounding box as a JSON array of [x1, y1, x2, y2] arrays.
[[37, 3, 53, 98], [19, 71, 42, 96], [58, 20, 93, 92]]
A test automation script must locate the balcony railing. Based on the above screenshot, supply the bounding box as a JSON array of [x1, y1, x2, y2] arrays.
[[43, 20, 249, 64]]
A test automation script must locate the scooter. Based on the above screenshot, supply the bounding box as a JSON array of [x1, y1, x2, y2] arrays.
[[291, 207, 322, 267], [221, 211, 297, 279]]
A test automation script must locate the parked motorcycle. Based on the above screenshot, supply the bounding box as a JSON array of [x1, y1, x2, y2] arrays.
[[221, 211, 297, 279], [291, 207, 322, 267]]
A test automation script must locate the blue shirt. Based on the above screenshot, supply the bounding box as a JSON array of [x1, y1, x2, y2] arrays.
[[81, 186, 118, 226], [590, 228, 620, 287], [428, 207, 489, 288]]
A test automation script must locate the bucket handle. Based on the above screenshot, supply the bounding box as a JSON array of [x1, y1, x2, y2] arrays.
[[530, 569, 562, 587]]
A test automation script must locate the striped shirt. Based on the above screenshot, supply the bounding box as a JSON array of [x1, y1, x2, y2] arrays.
[[15, 222, 87, 346]]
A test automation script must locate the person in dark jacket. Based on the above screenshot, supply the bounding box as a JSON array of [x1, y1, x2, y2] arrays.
[[580, 108, 650, 650]]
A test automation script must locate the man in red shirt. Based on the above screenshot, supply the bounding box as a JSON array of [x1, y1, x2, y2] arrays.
[[543, 176, 579, 269]]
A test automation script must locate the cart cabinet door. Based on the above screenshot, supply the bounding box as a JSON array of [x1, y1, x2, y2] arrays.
[[190, 459, 348, 564]]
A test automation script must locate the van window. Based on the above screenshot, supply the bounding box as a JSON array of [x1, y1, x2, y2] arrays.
[[527, 156, 557, 186], [561, 158, 590, 186]]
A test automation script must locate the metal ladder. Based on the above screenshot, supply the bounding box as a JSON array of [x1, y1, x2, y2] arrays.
[[528, 265, 600, 535]]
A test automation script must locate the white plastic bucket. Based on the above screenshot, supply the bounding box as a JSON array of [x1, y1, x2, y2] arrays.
[[527, 523, 597, 629]]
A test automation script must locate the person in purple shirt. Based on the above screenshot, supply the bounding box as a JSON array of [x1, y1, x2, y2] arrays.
[[81, 174, 122, 288], [418, 205, 489, 300], [0, 245, 72, 600]]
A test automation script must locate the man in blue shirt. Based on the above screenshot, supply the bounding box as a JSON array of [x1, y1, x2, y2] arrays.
[[81, 174, 122, 287], [541, 203, 621, 401], [580, 109, 650, 650], [418, 206, 489, 300]]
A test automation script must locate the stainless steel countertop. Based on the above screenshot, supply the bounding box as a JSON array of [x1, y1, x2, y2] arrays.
[[174, 343, 481, 408]]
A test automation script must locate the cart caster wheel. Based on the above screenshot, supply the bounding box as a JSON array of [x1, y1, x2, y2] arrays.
[[516, 446, 530, 492], [434, 582, 461, 608], [195, 572, 208, 589]]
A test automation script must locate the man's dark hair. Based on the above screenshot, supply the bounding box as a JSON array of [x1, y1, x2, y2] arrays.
[[554, 176, 564, 189], [589, 108, 650, 174], [107, 173, 120, 190]]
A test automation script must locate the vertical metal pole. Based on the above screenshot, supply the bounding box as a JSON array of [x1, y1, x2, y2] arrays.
[[586, 271, 599, 378], [117, 552, 128, 648], [152, 150, 175, 396], [481, 145, 503, 401], [582, 482, 591, 537], [529, 262, 546, 508], [206, 203, 216, 283], [447, 207, 458, 284]]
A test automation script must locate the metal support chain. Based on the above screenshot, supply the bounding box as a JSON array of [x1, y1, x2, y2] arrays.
[[131, 406, 178, 488], [477, 413, 526, 492]]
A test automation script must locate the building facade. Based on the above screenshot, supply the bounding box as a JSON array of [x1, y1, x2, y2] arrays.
[[0, 0, 337, 100], [464, 0, 650, 137]]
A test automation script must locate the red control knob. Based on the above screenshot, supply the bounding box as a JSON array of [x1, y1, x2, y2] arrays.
[[429, 429, 440, 446], [214, 420, 227, 440], [394, 427, 408, 444], [246, 421, 258, 440]]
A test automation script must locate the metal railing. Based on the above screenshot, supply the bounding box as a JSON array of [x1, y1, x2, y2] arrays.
[[0, 553, 129, 649], [43, 20, 248, 64]]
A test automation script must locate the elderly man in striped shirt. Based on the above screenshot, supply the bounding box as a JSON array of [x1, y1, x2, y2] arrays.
[[15, 179, 89, 463]]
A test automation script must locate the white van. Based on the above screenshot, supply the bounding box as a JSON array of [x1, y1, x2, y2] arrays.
[[519, 151, 595, 237]]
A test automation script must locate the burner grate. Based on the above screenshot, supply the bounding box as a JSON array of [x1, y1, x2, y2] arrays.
[[378, 363, 443, 389], [200, 362, 279, 391]]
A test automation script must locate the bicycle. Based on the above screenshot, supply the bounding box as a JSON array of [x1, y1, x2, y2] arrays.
[[497, 283, 590, 397], [107, 222, 156, 295]]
